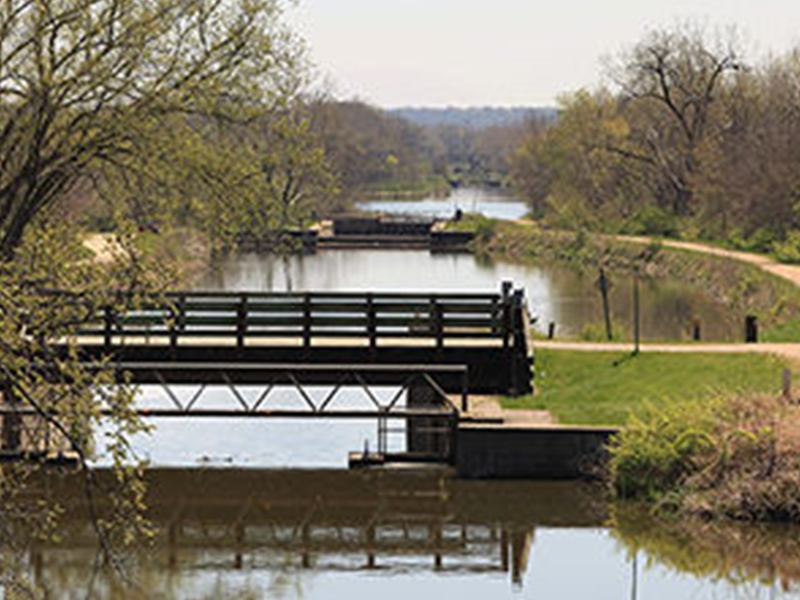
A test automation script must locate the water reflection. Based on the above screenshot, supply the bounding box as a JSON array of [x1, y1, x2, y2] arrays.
[[21, 469, 603, 599], [613, 504, 800, 597], [13, 469, 800, 600], [202, 249, 738, 342]]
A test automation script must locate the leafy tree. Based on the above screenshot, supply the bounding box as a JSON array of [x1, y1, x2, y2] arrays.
[[0, 0, 303, 258]]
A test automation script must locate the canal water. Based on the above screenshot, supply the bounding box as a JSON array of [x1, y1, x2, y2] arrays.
[[356, 186, 530, 221], [25, 188, 797, 599], [17, 469, 800, 600]]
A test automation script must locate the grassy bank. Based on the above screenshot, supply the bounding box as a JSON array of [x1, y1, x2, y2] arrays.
[[512, 349, 800, 522], [450, 215, 800, 342], [503, 349, 789, 427]]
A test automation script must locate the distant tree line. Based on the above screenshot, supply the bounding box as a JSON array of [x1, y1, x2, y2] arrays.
[[510, 24, 800, 259]]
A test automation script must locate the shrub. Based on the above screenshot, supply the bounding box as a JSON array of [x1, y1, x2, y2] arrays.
[[610, 394, 800, 522], [610, 400, 722, 500], [773, 230, 800, 264], [623, 206, 681, 238]]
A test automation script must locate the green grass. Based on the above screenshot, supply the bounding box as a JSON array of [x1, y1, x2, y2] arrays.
[[502, 349, 789, 427]]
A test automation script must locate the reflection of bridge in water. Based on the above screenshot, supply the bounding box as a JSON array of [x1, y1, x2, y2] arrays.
[[22, 469, 607, 592]]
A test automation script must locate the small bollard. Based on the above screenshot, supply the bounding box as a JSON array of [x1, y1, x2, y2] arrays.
[[745, 315, 758, 344], [547, 322, 556, 340], [692, 322, 701, 342]]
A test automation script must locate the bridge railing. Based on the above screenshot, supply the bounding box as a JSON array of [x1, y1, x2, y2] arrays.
[[71, 288, 527, 350]]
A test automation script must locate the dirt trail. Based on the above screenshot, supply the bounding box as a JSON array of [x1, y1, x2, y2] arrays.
[[534, 341, 800, 366], [511, 219, 800, 289], [83, 233, 122, 264], [615, 234, 800, 288]]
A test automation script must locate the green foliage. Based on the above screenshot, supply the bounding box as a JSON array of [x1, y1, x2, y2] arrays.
[[610, 400, 723, 500], [577, 323, 610, 342], [772, 230, 800, 264], [609, 393, 800, 522], [728, 228, 779, 254], [0, 220, 176, 588], [622, 206, 681, 237], [508, 24, 800, 248], [0, 0, 305, 257]]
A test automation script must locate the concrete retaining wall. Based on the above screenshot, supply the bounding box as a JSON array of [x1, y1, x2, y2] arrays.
[[456, 425, 617, 479]]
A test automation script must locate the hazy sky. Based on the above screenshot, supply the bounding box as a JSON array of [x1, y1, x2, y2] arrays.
[[288, 0, 799, 108]]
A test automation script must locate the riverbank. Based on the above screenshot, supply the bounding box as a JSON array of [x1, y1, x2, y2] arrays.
[[451, 216, 800, 342]]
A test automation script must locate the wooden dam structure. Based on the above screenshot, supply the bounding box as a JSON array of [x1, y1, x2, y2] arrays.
[[1, 283, 551, 473]]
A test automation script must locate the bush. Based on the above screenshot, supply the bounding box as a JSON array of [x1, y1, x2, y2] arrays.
[[610, 394, 800, 522], [728, 227, 778, 254], [773, 230, 800, 264], [610, 400, 721, 500], [623, 206, 681, 238]]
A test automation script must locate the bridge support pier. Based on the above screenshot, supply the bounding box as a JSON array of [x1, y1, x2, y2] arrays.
[[406, 385, 453, 459]]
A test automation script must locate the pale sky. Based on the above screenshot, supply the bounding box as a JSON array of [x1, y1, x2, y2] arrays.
[[287, 0, 800, 108]]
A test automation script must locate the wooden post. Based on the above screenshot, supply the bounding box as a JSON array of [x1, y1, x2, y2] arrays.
[[598, 267, 613, 341], [366, 293, 377, 351], [103, 306, 114, 350], [745, 315, 758, 343], [547, 322, 556, 340], [512, 290, 525, 349], [169, 295, 183, 351], [692, 321, 701, 342], [461, 369, 469, 413], [502, 283, 513, 350], [236, 294, 248, 349], [501, 280, 512, 302], [510, 290, 525, 394], [303, 293, 312, 348], [432, 299, 444, 350]]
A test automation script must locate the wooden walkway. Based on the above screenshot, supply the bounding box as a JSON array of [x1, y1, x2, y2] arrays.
[[59, 286, 534, 395]]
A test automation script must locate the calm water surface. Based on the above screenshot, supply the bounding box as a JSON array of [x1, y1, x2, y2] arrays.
[[356, 187, 530, 220], [20, 469, 800, 600]]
